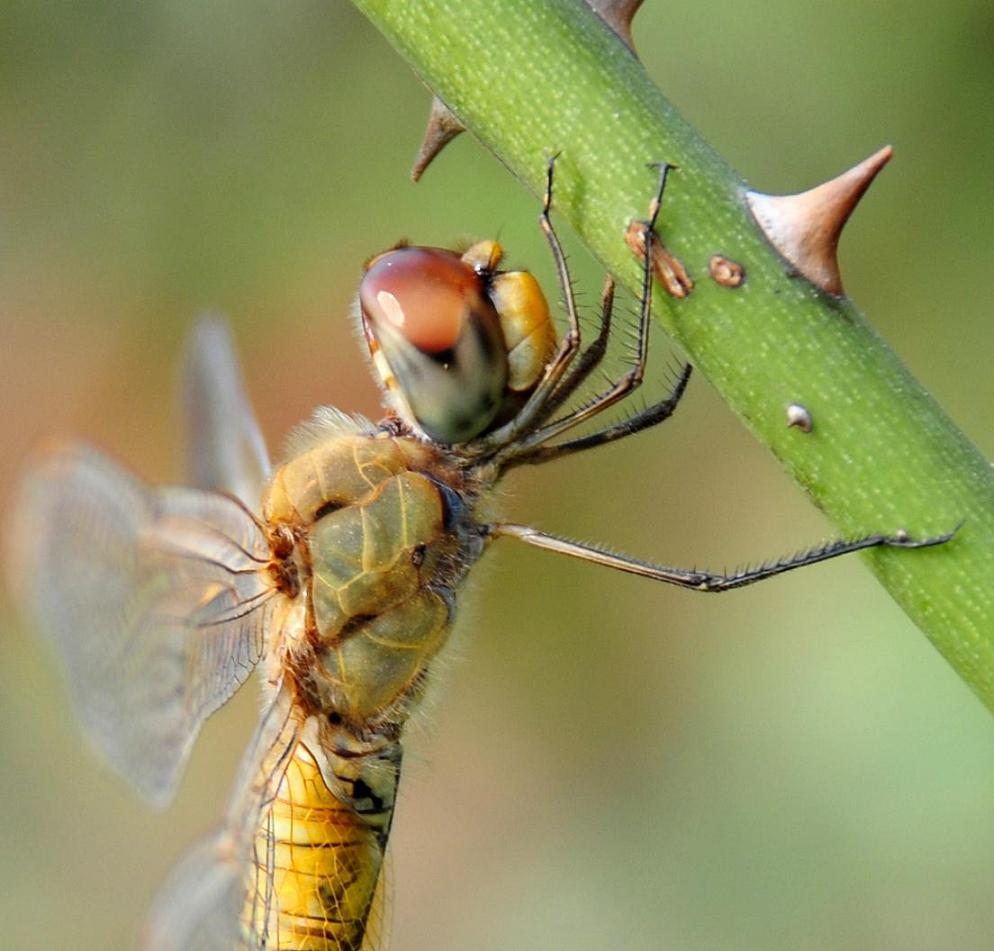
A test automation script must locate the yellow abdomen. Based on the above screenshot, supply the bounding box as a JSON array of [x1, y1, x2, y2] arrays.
[[244, 740, 387, 950]]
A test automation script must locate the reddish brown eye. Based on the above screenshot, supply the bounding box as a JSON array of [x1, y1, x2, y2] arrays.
[[361, 248, 476, 354], [359, 247, 509, 444]]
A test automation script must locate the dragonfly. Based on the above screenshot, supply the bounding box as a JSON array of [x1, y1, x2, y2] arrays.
[[11, 160, 952, 950]]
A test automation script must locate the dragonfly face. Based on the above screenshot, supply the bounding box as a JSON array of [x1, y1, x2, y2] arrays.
[[10, 160, 952, 951], [358, 240, 556, 444]]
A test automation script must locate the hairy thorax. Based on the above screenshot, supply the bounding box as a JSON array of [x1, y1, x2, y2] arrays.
[[261, 412, 485, 731]]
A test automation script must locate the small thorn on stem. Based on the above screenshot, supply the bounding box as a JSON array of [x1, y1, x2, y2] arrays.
[[585, 0, 644, 54], [411, 97, 466, 182]]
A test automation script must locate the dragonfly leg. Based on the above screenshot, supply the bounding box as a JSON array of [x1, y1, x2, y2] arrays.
[[472, 156, 585, 451], [487, 523, 958, 592], [535, 275, 618, 423], [537, 152, 582, 374], [495, 163, 690, 467], [505, 361, 692, 468]]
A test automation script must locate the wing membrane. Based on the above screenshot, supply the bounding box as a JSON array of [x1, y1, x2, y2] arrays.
[[183, 315, 271, 505], [361, 849, 393, 951], [10, 442, 273, 806], [144, 686, 393, 951], [143, 686, 299, 951]]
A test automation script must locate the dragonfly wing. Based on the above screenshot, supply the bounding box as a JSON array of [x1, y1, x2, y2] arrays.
[[10, 442, 273, 807], [143, 686, 301, 951], [146, 684, 395, 951], [360, 847, 393, 951], [140, 835, 244, 951], [183, 315, 271, 505]]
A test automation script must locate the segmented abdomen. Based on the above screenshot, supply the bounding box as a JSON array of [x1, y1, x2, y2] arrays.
[[242, 740, 391, 950]]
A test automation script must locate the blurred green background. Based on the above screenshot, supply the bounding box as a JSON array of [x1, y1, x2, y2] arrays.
[[2, 1, 994, 949]]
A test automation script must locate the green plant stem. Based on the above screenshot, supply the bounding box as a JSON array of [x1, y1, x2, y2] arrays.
[[350, 0, 994, 710]]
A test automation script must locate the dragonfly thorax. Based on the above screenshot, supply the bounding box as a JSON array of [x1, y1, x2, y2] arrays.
[[262, 418, 479, 729]]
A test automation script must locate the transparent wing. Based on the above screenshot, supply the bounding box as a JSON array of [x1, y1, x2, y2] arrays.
[[361, 848, 393, 951], [140, 836, 246, 951], [143, 686, 300, 951], [183, 315, 271, 505], [145, 686, 394, 951], [9, 442, 274, 807]]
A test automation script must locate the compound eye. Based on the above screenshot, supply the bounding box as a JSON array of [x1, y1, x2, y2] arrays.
[[359, 247, 509, 444]]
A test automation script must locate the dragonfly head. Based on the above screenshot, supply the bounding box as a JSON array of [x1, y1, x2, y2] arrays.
[[358, 244, 511, 444]]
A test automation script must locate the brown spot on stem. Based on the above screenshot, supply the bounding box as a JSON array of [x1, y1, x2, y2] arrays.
[[709, 255, 746, 288], [625, 222, 694, 299]]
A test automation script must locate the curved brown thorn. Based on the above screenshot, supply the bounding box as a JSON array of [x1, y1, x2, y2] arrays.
[[586, 0, 644, 54], [745, 145, 893, 296], [410, 96, 466, 182], [412, 5, 641, 179]]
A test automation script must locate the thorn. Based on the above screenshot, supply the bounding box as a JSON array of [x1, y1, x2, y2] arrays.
[[785, 403, 813, 432], [745, 145, 893, 296], [586, 0, 644, 54], [411, 97, 465, 182]]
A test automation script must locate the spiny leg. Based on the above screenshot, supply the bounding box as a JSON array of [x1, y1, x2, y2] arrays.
[[498, 162, 686, 465], [507, 362, 693, 469], [487, 523, 958, 592], [473, 154, 585, 451], [534, 275, 617, 425]]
